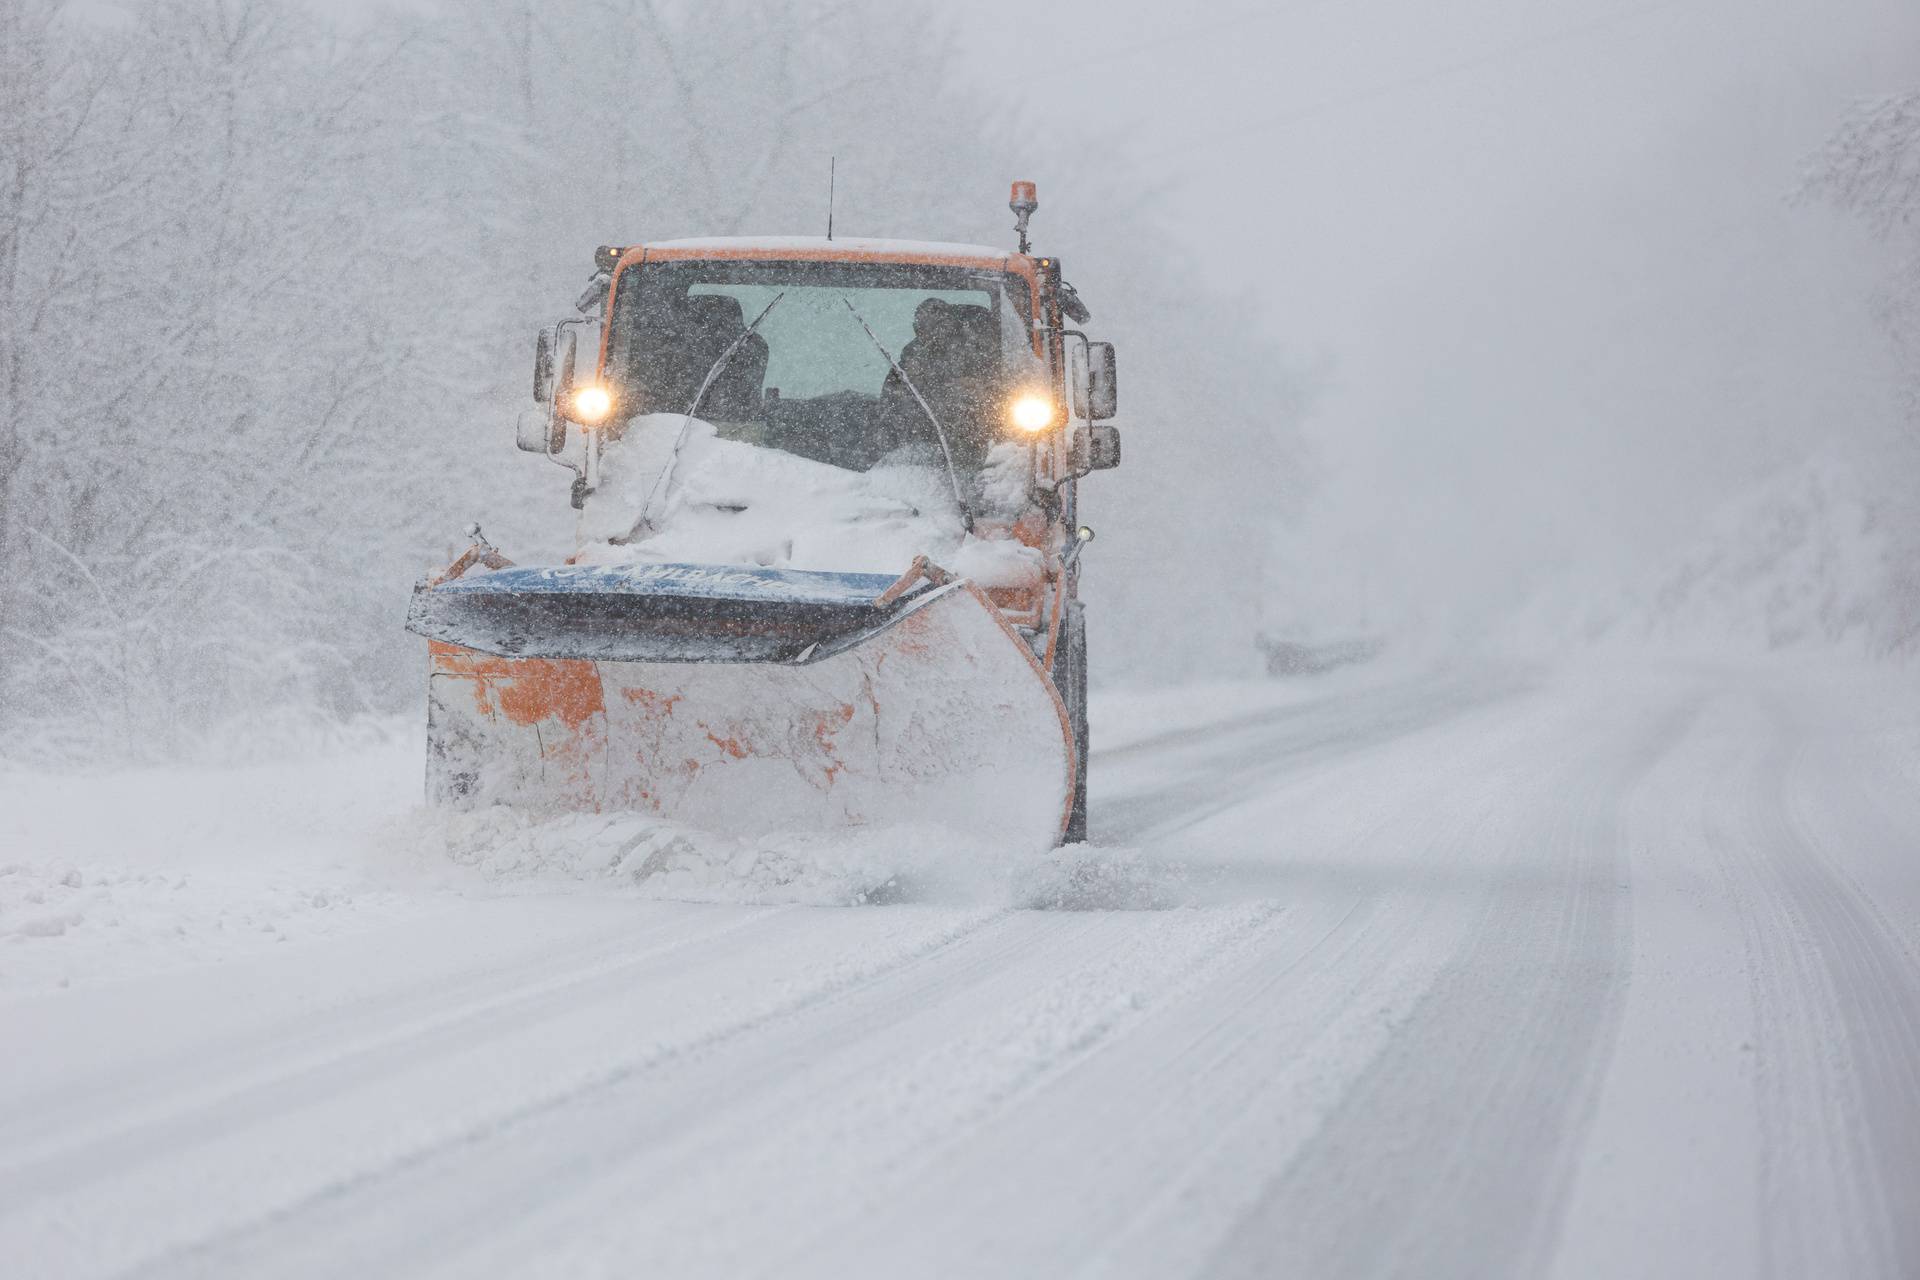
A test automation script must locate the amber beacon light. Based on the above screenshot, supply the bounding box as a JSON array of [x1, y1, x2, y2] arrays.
[[1010, 180, 1039, 253]]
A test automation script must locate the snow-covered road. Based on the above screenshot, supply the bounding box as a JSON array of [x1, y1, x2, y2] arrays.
[[3, 661, 1917, 1278]]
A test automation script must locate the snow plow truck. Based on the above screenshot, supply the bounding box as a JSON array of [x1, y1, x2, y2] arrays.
[[406, 183, 1122, 849]]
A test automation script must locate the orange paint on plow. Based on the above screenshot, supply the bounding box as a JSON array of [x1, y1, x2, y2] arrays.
[[621, 687, 683, 717], [705, 732, 751, 760], [429, 643, 606, 730]]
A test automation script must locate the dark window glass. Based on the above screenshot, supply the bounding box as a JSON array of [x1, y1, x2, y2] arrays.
[[607, 260, 1036, 472]]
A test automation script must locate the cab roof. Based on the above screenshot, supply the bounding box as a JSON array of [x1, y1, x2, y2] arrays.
[[626, 236, 1027, 272]]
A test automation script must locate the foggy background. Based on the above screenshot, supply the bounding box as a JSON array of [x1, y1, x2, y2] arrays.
[[972, 0, 1920, 648], [3, 0, 1917, 764]]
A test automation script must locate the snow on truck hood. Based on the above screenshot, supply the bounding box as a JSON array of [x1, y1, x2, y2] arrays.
[[574, 414, 1045, 589]]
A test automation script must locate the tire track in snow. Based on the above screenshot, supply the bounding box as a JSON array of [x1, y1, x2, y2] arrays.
[[1776, 700, 1920, 1280], [0, 904, 781, 1175], [808, 892, 1389, 1278], [0, 905, 794, 1206], [0, 906, 1009, 1280], [441, 904, 1304, 1279], [774, 679, 1594, 1276], [1097, 668, 1528, 843], [1199, 691, 1703, 1280], [135, 908, 1125, 1280], [1725, 688, 1920, 1279]]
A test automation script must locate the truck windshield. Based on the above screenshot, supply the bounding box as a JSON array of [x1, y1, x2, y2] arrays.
[[605, 259, 1034, 472]]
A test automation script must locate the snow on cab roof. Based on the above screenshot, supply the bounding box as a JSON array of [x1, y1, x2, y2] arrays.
[[641, 236, 1018, 264]]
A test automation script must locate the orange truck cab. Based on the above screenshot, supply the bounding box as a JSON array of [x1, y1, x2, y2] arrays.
[[417, 183, 1121, 846]]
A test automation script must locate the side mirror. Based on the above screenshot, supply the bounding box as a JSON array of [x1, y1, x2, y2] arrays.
[[1088, 342, 1118, 420], [1088, 423, 1121, 472], [533, 329, 554, 404], [1067, 341, 1090, 421], [515, 407, 553, 453], [520, 328, 577, 454], [532, 328, 579, 404], [555, 329, 578, 401]]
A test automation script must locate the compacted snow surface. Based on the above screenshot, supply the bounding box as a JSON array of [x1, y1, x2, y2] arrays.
[[3, 659, 1918, 1278]]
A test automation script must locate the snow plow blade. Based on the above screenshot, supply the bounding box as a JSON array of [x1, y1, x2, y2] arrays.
[[408, 563, 1075, 850]]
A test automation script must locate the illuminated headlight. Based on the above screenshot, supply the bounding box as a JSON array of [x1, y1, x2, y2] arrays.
[[1009, 394, 1056, 433], [571, 383, 613, 423]]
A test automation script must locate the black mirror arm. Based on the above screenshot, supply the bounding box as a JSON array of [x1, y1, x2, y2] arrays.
[[576, 269, 611, 316], [1059, 280, 1092, 324]]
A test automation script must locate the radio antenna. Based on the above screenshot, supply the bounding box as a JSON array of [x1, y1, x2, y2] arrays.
[[826, 156, 836, 241]]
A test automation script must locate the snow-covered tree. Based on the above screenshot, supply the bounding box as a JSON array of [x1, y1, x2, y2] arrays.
[[1806, 90, 1920, 428], [0, 0, 127, 730], [0, 0, 447, 754], [1804, 90, 1920, 648], [0, 0, 1305, 761]]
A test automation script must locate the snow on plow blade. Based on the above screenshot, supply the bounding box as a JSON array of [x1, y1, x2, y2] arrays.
[[408, 563, 1075, 850]]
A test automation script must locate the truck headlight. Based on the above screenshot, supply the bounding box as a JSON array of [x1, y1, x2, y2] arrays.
[[571, 384, 613, 424], [1009, 394, 1056, 433]]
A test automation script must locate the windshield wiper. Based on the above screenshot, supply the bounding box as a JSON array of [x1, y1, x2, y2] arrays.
[[839, 296, 973, 533], [635, 290, 786, 533]]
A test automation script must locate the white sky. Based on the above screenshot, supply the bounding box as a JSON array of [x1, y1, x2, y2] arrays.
[[956, 0, 1919, 632]]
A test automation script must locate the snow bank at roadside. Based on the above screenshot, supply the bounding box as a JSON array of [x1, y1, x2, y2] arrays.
[[0, 734, 440, 994], [1604, 456, 1903, 653], [0, 861, 422, 994], [1291, 456, 1920, 664]]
